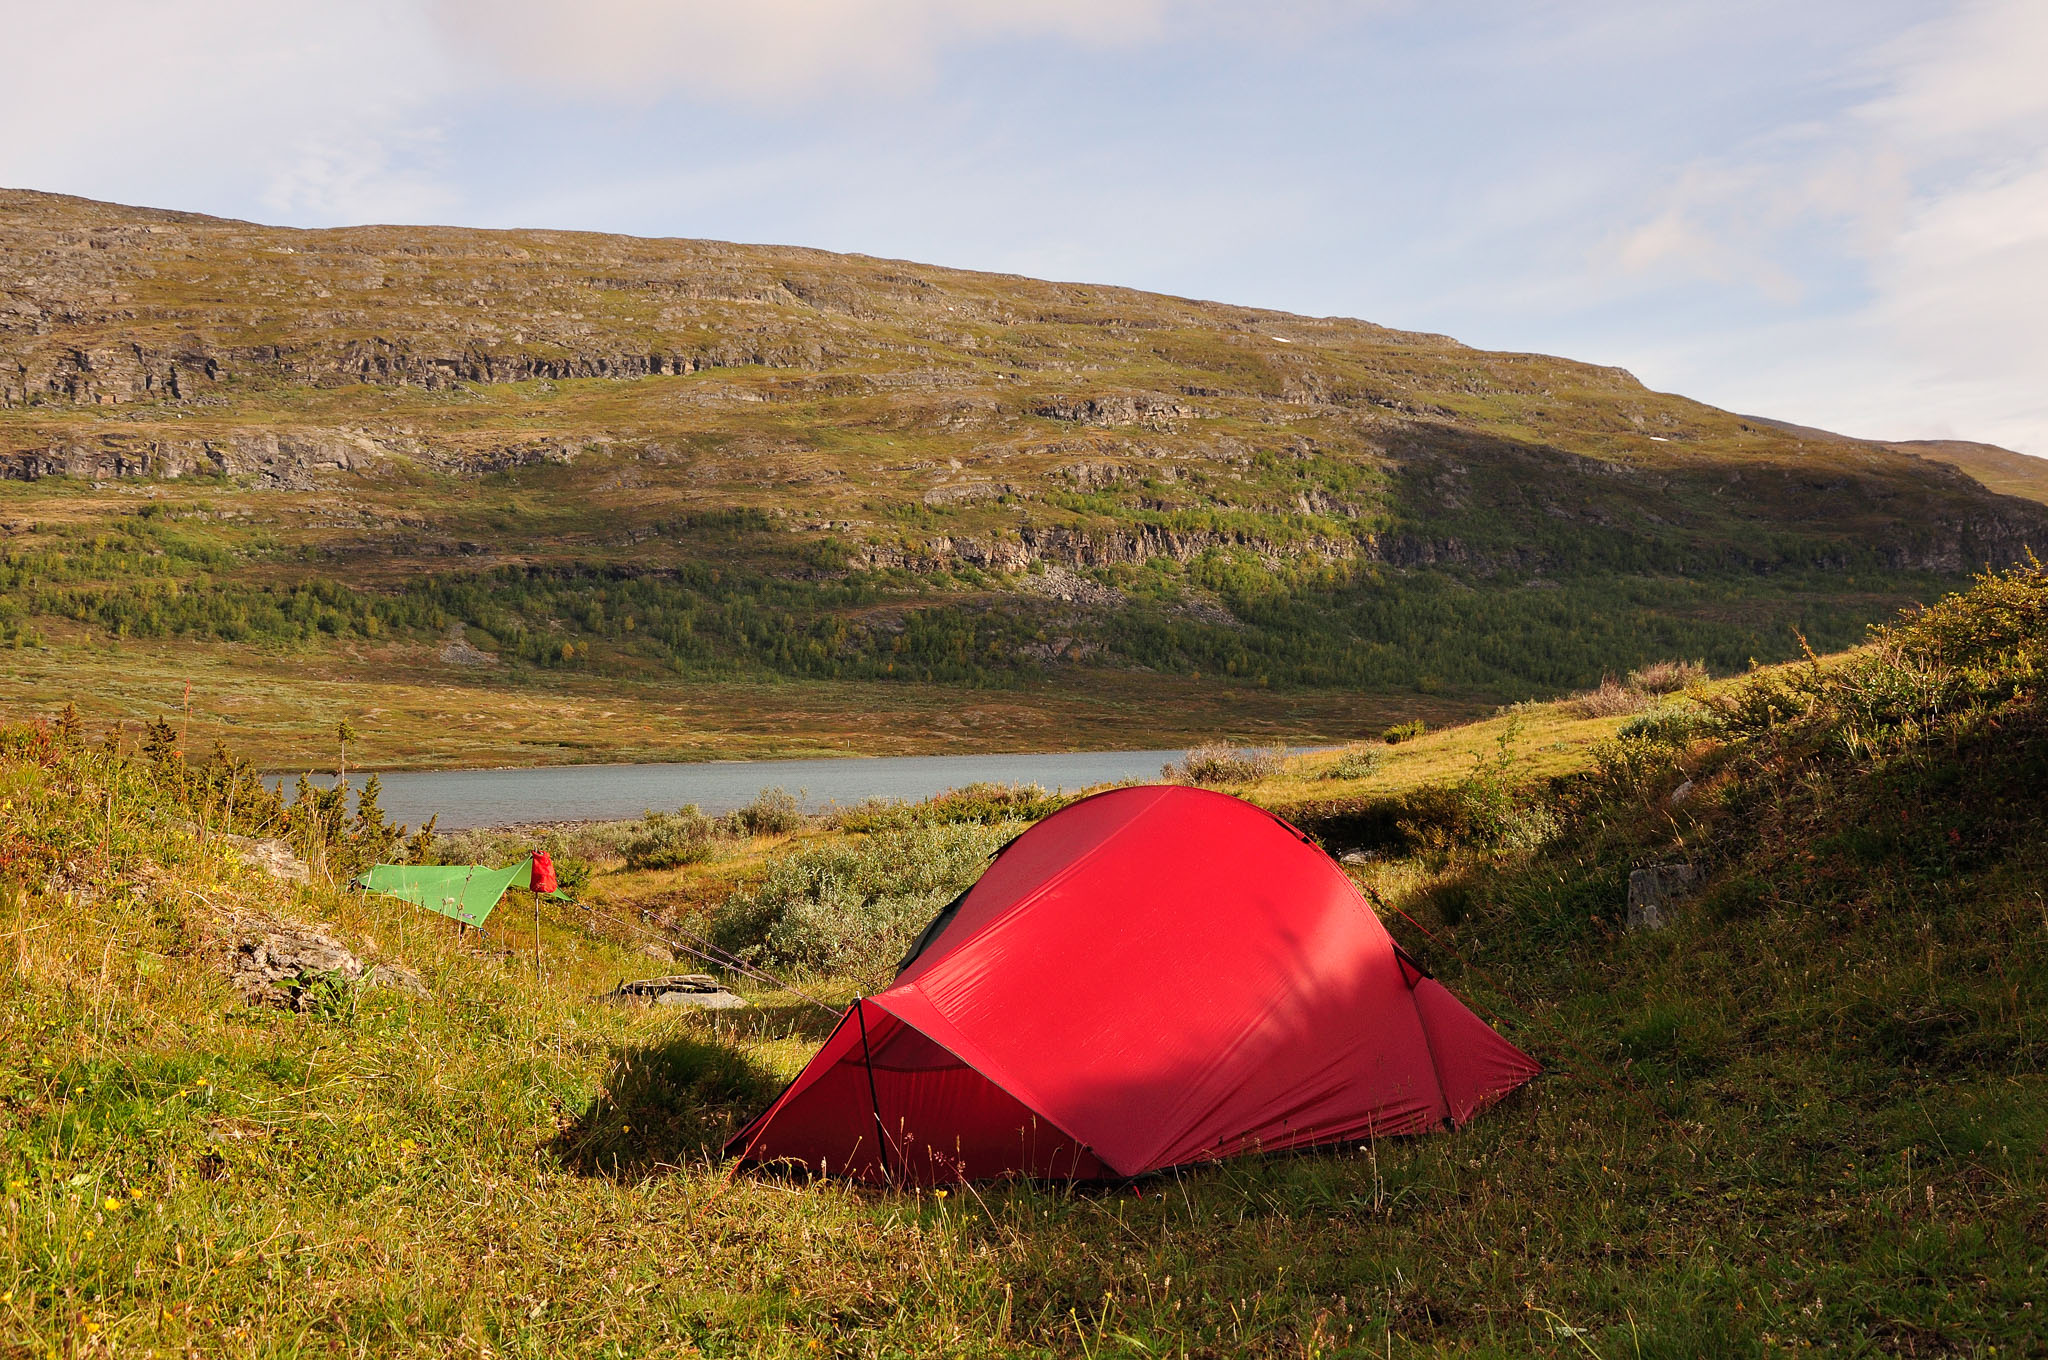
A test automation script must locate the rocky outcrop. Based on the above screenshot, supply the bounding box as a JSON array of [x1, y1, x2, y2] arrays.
[[1627, 863, 1700, 931], [218, 912, 428, 1010], [1034, 393, 1196, 427], [0, 428, 583, 486]]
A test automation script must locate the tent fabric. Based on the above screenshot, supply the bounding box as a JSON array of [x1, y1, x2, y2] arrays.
[[728, 785, 1538, 1184], [356, 860, 530, 926]]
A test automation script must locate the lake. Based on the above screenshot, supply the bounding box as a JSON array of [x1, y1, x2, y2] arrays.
[[269, 748, 1192, 829]]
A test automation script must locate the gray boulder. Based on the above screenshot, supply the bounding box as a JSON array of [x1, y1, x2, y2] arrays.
[[1626, 863, 1700, 932]]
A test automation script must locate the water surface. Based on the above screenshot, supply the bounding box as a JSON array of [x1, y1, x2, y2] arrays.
[[272, 749, 1188, 829]]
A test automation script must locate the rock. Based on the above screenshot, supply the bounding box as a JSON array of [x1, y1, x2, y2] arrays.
[[219, 913, 428, 1008], [1020, 564, 1127, 609], [1668, 779, 1695, 807], [221, 833, 312, 885], [222, 915, 364, 1009], [1339, 850, 1376, 866], [601, 974, 746, 1009], [1626, 863, 1700, 932], [656, 989, 747, 1010], [365, 963, 430, 997], [438, 624, 500, 668], [640, 942, 677, 962]]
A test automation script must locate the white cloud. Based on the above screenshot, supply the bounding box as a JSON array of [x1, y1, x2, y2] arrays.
[[1604, 0, 2048, 452], [430, 0, 1174, 104], [0, 1, 453, 222]]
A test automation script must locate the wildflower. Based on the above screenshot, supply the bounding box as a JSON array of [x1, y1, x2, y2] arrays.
[[933, 1189, 948, 1199], [129, 1187, 144, 1198], [82, 1229, 95, 1241], [105, 1197, 122, 1212]]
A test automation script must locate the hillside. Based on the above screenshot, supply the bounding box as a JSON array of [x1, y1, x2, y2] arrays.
[[1894, 440, 2048, 506], [4, 189, 2045, 765], [1745, 416, 2048, 508], [2, 564, 2042, 1355]]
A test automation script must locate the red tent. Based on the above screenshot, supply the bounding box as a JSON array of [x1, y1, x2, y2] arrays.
[[727, 785, 1538, 1184]]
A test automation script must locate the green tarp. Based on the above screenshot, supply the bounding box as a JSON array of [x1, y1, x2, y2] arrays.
[[355, 860, 533, 927]]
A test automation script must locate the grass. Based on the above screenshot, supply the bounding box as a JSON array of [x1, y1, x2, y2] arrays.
[[0, 622, 1453, 772], [3, 569, 2045, 1356]]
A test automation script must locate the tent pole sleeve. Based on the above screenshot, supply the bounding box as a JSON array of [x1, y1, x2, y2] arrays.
[[855, 997, 893, 1185]]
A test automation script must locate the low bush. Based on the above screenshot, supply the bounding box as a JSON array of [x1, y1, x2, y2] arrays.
[[723, 787, 802, 838], [1617, 702, 1711, 745], [1566, 677, 1654, 719], [1381, 719, 1427, 745], [620, 806, 718, 870], [1626, 658, 1709, 694], [1393, 720, 1558, 855], [1163, 744, 1285, 785], [1321, 746, 1383, 781], [710, 820, 1019, 980], [832, 782, 1072, 833]]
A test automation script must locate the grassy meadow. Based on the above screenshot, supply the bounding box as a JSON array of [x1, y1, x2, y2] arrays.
[[3, 565, 2046, 1356]]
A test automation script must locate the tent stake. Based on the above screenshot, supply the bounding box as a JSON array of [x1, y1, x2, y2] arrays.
[[855, 997, 893, 1186]]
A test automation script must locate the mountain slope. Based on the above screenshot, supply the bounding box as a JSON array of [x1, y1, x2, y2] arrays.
[[3, 189, 2044, 761]]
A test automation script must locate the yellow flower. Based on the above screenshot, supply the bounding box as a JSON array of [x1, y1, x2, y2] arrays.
[[129, 1187, 144, 1198], [82, 1229, 95, 1240], [104, 1197, 122, 1212], [933, 1189, 948, 1198]]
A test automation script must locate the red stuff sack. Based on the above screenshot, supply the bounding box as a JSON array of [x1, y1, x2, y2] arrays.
[[529, 851, 559, 896]]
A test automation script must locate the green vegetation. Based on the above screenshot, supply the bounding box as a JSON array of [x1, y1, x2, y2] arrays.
[[4, 502, 1974, 700], [4, 564, 2043, 1354], [618, 791, 804, 870]]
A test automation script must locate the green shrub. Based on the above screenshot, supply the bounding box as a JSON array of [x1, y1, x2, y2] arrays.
[[1321, 746, 1383, 781], [1382, 719, 1426, 745], [833, 782, 1072, 832], [710, 821, 1019, 980], [621, 806, 717, 870], [1394, 720, 1557, 854], [722, 787, 802, 838], [1617, 702, 1710, 745]]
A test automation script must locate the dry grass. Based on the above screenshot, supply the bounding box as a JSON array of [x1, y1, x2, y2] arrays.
[[1162, 743, 1287, 785], [1565, 677, 1652, 718], [0, 625, 1444, 772], [1625, 658, 1709, 694]]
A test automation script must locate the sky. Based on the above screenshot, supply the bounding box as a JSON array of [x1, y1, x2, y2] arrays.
[[5, 0, 2044, 454]]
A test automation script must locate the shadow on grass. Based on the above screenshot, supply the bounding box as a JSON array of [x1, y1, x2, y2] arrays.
[[710, 997, 847, 1045], [550, 1031, 781, 1179]]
